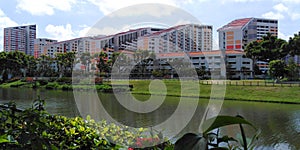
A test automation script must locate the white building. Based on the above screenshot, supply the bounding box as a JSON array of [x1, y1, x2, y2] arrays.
[[218, 18, 278, 50], [138, 24, 213, 53]]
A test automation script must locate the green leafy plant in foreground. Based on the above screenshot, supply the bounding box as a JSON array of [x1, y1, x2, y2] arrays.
[[0, 98, 259, 149], [175, 115, 261, 150]]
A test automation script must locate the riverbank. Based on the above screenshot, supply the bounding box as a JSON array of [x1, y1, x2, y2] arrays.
[[1, 79, 299, 104], [123, 80, 300, 104]]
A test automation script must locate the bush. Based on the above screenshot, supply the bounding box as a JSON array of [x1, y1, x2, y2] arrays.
[[96, 84, 112, 92], [38, 80, 48, 86], [0, 100, 171, 149], [9, 82, 27, 87], [61, 84, 72, 91], [0, 101, 117, 149], [6, 77, 21, 83], [45, 82, 59, 89], [56, 77, 72, 84]]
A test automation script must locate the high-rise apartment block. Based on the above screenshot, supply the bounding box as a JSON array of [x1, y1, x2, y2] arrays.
[[138, 24, 213, 53], [3, 25, 36, 55], [34, 38, 57, 58], [218, 18, 278, 50]]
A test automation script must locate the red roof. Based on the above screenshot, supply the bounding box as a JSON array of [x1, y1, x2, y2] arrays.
[[147, 24, 186, 36], [218, 18, 252, 31], [157, 50, 245, 58]]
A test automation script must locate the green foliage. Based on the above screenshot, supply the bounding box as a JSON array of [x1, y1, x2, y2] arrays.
[[0, 100, 118, 149], [245, 33, 288, 62], [0, 100, 174, 149], [56, 77, 72, 84], [45, 82, 60, 89], [175, 115, 260, 150], [285, 58, 299, 81], [268, 60, 286, 79], [286, 32, 300, 56]]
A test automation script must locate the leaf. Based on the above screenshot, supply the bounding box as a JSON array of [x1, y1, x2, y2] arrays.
[[202, 116, 256, 134], [174, 133, 208, 150], [0, 134, 10, 143]]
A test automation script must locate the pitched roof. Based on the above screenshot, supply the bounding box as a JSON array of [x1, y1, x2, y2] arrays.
[[218, 18, 252, 31]]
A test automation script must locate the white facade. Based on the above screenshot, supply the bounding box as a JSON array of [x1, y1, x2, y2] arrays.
[[138, 24, 213, 53], [3, 25, 36, 56], [218, 18, 278, 50]]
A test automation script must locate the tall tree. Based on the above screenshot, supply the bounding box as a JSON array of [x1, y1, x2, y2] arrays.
[[245, 33, 288, 62], [286, 32, 300, 56], [95, 52, 110, 76], [268, 60, 286, 80]]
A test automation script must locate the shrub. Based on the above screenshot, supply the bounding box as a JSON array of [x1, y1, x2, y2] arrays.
[[45, 82, 59, 89], [0, 100, 170, 149], [56, 77, 72, 84], [61, 84, 72, 91], [6, 77, 21, 83], [38, 80, 48, 86]]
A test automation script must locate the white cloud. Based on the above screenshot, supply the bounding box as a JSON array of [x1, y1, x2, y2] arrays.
[[289, 12, 300, 20], [16, 0, 77, 16], [0, 9, 18, 52], [45, 24, 75, 41], [87, 0, 179, 15], [262, 11, 285, 20], [278, 0, 300, 3], [273, 3, 289, 12], [278, 31, 292, 41], [262, 3, 300, 21]]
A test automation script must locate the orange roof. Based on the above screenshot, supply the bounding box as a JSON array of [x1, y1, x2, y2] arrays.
[[218, 18, 252, 31], [157, 52, 186, 57], [157, 50, 245, 58]]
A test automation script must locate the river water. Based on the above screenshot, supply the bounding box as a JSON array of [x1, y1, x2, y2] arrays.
[[0, 88, 299, 149]]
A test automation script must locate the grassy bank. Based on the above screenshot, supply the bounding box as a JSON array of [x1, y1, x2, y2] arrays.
[[0, 80, 115, 92], [113, 80, 300, 104], [1, 79, 299, 104]]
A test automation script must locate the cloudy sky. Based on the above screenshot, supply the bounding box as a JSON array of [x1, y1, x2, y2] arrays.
[[1, 0, 300, 51]]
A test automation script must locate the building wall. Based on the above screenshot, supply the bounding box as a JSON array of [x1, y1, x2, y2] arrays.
[[157, 50, 253, 79], [3, 25, 36, 55], [218, 18, 278, 51], [138, 24, 213, 53], [34, 38, 57, 58]]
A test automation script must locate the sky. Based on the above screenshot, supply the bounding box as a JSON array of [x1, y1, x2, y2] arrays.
[[1, 0, 300, 51]]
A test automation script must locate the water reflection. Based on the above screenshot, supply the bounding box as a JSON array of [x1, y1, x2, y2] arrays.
[[0, 88, 299, 149]]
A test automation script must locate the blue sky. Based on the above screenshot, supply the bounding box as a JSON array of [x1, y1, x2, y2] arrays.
[[1, 0, 300, 51]]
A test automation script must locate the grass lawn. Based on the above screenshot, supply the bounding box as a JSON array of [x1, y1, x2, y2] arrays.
[[109, 80, 300, 104]]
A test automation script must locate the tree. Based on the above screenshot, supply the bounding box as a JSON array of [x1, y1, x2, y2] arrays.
[[286, 32, 300, 56], [285, 58, 299, 81], [80, 53, 91, 73], [245, 33, 288, 62], [268, 60, 286, 80], [37, 55, 55, 77], [55, 52, 75, 77], [132, 50, 155, 78], [95, 52, 110, 76]]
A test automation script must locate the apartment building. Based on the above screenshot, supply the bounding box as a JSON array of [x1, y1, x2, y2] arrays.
[[34, 38, 57, 58], [156, 50, 253, 79], [42, 37, 92, 58], [138, 24, 213, 53], [218, 18, 278, 50], [3, 25, 36, 55]]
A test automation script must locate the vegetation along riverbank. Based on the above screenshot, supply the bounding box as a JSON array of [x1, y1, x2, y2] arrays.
[[1, 78, 299, 104]]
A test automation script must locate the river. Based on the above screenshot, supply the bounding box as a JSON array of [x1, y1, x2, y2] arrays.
[[0, 88, 299, 150]]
